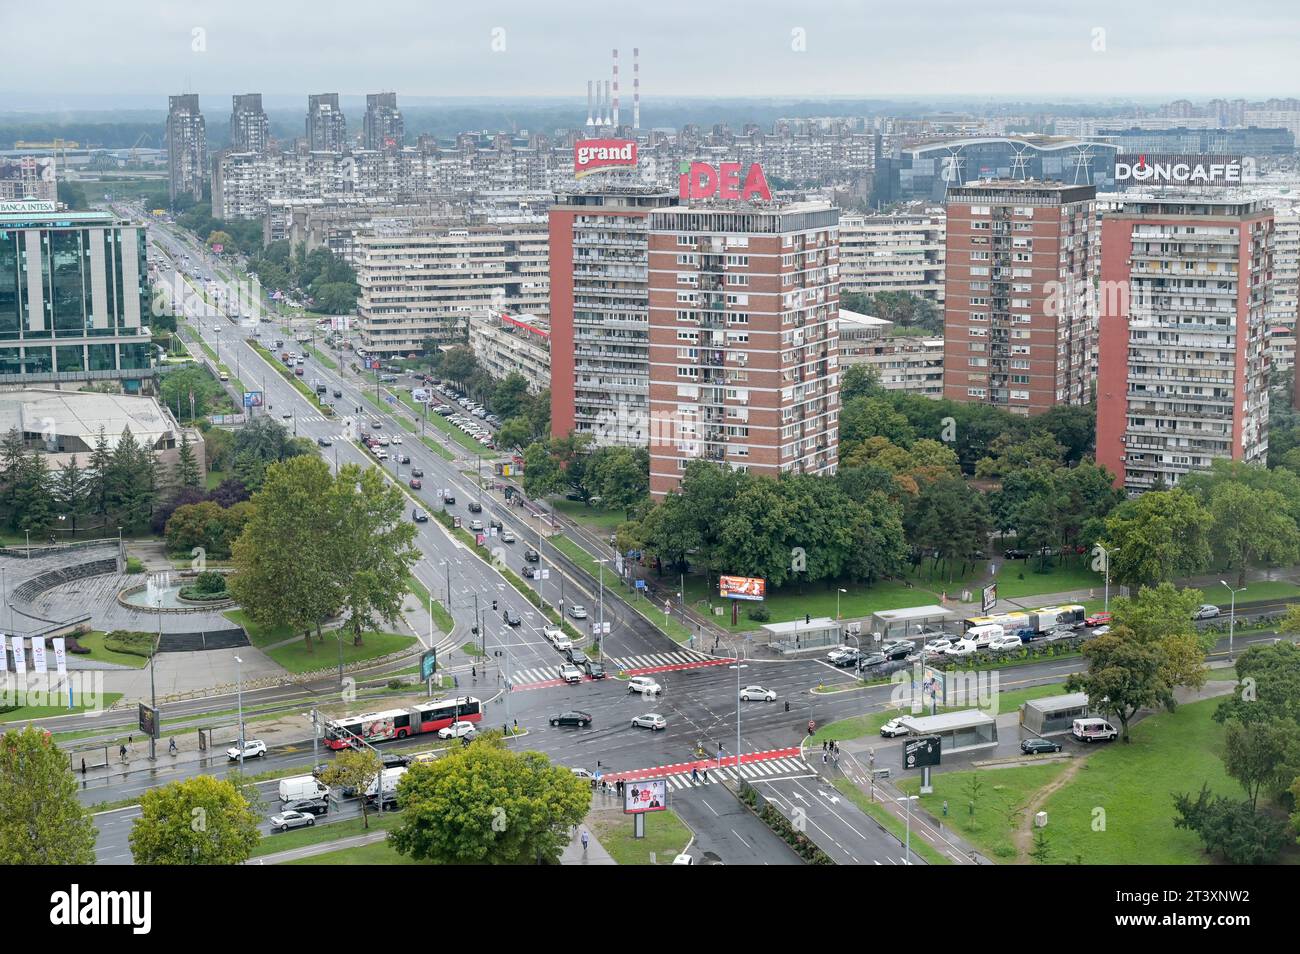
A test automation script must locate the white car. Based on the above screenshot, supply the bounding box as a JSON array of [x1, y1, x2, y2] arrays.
[[568, 605, 589, 620], [226, 739, 267, 761], [1193, 604, 1221, 620], [559, 664, 583, 684], [379, 436, 390, 446], [500, 529, 516, 543], [631, 713, 667, 731], [879, 718, 909, 738], [570, 767, 595, 780], [390, 435, 402, 444], [628, 676, 662, 695], [922, 638, 955, 654], [269, 810, 315, 833], [437, 721, 478, 740], [544, 625, 571, 650], [988, 634, 1024, 652], [944, 640, 978, 657], [739, 685, 777, 702], [826, 646, 855, 663], [671, 853, 696, 865]]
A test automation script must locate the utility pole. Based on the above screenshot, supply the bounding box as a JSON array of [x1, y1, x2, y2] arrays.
[[149, 594, 161, 761]]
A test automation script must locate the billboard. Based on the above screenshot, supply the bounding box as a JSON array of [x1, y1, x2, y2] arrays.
[[243, 390, 264, 408], [1114, 154, 1245, 187], [719, 575, 766, 601], [420, 649, 437, 681], [904, 735, 941, 770], [981, 582, 997, 614], [623, 778, 667, 814], [138, 703, 160, 740], [574, 139, 637, 178], [679, 161, 772, 202]]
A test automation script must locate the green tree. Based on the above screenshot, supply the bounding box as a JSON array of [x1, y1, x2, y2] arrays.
[[52, 454, 88, 535], [175, 431, 201, 491], [389, 741, 588, 864], [1101, 489, 1213, 591], [1066, 626, 1173, 742], [1110, 583, 1208, 693], [1207, 481, 1300, 587], [128, 774, 260, 864], [319, 748, 383, 830], [0, 726, 97, 864], [1221, 719, 1300, 811]]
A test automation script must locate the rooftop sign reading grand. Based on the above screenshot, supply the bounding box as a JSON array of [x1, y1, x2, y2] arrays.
[[574, 139, 637, 178]]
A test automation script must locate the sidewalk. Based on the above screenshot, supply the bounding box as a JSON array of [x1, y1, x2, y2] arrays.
[[559, 824, 616, 865]]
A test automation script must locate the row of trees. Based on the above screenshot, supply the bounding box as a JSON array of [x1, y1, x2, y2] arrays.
[[839, 290, 942, 335], [247, 240, 359, 314], [522, 435, 649, 517]]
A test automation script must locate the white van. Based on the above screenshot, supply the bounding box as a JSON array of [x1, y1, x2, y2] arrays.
[[278, 775, 329, 803], [365, 766, 408, 803], [1071, 718, 1118, 743], [964, 623, 1004, 649]]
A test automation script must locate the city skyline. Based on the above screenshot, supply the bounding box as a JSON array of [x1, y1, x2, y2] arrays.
[[2, 0, 1299, 102]]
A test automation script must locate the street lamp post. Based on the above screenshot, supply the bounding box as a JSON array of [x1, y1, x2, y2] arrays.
[[234, 655, 245, 768], [1102, 545, 1120, 614], [23, 529, 30, 558], [730, 645, 748, 772], [837, 587, 847, 621], [899, 794, 919, 865], [1220, 580, 1246, 659], [149, 594, 162, 761]]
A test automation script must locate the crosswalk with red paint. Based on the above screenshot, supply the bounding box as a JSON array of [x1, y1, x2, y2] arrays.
[[601, 746, 808, 785], [510, 650, 733, 690]]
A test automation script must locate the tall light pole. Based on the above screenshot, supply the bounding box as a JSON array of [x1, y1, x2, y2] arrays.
[[899, 794, 919, 865], [1101, 545, 1121, 614], [149, 593, 161, 761], [730, 644, 748, 771], [1220, 580, 1246, 659], [837, 587, 847, 621], [23, 529, 30, 558], [234, 655, 245, 769]]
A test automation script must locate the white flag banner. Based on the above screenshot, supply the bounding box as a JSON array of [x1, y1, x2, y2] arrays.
[[52, 637, 67, 675], [11, 636, 25, 674], [0, 634, 7, 673], [31, 638, 48, 674]]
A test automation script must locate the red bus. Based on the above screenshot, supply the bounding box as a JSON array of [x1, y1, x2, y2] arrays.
[[322, 697, 482, 750]]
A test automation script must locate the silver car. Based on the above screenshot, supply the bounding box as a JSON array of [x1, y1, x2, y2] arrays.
[[631, 713, 667, 731], [269, 810, 315, 833]]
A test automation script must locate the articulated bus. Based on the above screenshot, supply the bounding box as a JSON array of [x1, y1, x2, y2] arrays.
[[322, 697, 482, 749], [964, 604, 1086, 636]]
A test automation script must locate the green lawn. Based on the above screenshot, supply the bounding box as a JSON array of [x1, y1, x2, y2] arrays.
[[205, 468, 228, 490], [0, 692, 123, 723], [305, 345, 338, 370], [73, 631, 150, 669], [284, 839, 426, 865], [898, 762, 1071, 863], [589, 809, 692, 864], [265, 631, 418, 674], [406, 573, 453, 634], [553, 498, 631, 532], [254, 809, 404, 857], [224, 609, 295, 649], [1187, 579, 1300, 606]]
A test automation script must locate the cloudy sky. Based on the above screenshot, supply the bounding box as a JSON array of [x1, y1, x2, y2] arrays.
[[2, 0, 1297, 105]]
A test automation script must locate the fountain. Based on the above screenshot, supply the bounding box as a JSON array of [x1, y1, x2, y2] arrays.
[[119, 570, 234, 611]]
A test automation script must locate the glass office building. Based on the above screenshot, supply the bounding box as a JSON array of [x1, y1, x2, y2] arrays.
[[0, 202, 153, 386]]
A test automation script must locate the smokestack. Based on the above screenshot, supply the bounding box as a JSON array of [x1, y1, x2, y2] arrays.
[[612, 48, 620, 129], [604, 80, 611, 127], [586, 80, 594, 127], [633, 47, 640, 130]]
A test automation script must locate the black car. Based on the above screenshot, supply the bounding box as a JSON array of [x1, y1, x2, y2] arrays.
[[467, 501, 482, 513], [333, 389, 342, 398], [503, 608, 522, 626], [412, 508, 428, 523], [411, 468, 423, 478], [882, 642, 913, 661], [1003, 548, 1030, 560], [521, 565, 537, 579], [397, 454, 411, 464], [566, 648, 590, 666], [284, 798, 329, 816], [524, 548, 540, 562], [1021, 738, 1063, 755], [316, 437, 332, 447], [380, 752, 412, 769], [857, 652, 889, 669], [549, 710, 593, 728], [583, 660, 606, 679], [831, 649, 861, 668], [443, 493, 456, 505], [489, 517, 503, 531]]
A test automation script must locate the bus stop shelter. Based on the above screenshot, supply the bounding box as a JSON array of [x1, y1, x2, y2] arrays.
[[898, 710, 998, 754], [762, 617, 841, 655], [870, 605, 957, 642], [1021, 692, 1090, 736]]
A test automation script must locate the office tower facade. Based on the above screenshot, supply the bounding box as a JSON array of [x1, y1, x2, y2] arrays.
[[354, 224, 549, 357], [942, 181, 1097, 415], [0, 204, 152, 383], [306, 94, 347, 153], [363, 93, 404, 152], [645, 202, 841, 497], [548, 185, 678, 448], [166, 94, 206, 204], [1097, 195, 1273, 492], [230, 93, 270, 154]]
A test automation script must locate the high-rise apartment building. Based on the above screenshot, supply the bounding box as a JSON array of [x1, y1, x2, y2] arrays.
[[363, 93, 404, 152], [1097, 195, 1273, 492], [306, 94, 347, 153], [0, 203, 152, 384], [838, 210, 945, 303], [646, 201, 841, 497], [549, 185, 678, 448], [166, 94, 206, 204], [355, 224, 548, 357], [229, 93, 270, 154], [1267, 204, 1299, 372], [942, 181, 1097, 415]]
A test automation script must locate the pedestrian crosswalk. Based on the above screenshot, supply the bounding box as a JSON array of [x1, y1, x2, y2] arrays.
[[660, 756, 814, 789], [510, 649, 727, 687]]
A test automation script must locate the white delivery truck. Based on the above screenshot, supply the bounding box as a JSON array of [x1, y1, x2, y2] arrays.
[[278, 775, 329, 803], [1071, 718, 1118, 743], [963, 623, 1004, 649], [364, 767, 408, 806]]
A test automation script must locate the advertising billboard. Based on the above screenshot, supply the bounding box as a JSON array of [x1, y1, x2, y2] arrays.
[[574, 139, 637, 178], [981, 582, 997, 614], [138, 703, 160, 740], [719, 575, 766, 601], [904, 735, 941, 770], [243, 390, 264, 409], [679, 161, 773, 202], [1114, 154, 1245, 187], [420, 649, 437, 681], [624, 778, 667, 814]]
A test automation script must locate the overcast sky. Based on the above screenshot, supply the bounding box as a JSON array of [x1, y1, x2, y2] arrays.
[[2, 0, 1297, 105]]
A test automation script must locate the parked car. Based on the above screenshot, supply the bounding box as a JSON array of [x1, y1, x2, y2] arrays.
[[226, 739, 267, 761], [881, 641, 912, 660], [857, 652, 889, 669], [1003, 548, 1029, 560], [550, 710, 593, 727], [568, 604, 588, 620], [879, 718, 909, 738], [739, 685, 777, 702], [1071, 718, 1118, 743], [627, 676, 662, 695], [269, 810, 315, 833], [1085, 612, 1112, 627], [1193, 604, 1221, 620], [437, 721, 478, 740], [826, 646, 856, 664], [1021, 738, 1063, 755], [284, 798, 330, 816], [558, 664, 583, 684], [830, 649, 861, 668], [631, 713, 667, 731]]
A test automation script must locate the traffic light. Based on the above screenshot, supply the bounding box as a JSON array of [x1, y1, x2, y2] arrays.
[[492, 600, 498, 611], [471, 625, 479, 635]]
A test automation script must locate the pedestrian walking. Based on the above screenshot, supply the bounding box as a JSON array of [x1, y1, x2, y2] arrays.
[[692, 766, 699, 783], [703, 767, 709, 783], [80, 759, 86, 776], [942, 799, 949, 817], [822, 750, 828, 764], [118, 744, 127, 762], [581, 829, 589, 854], [823, 740, 828, 752], [833, 751, 840, 769]]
